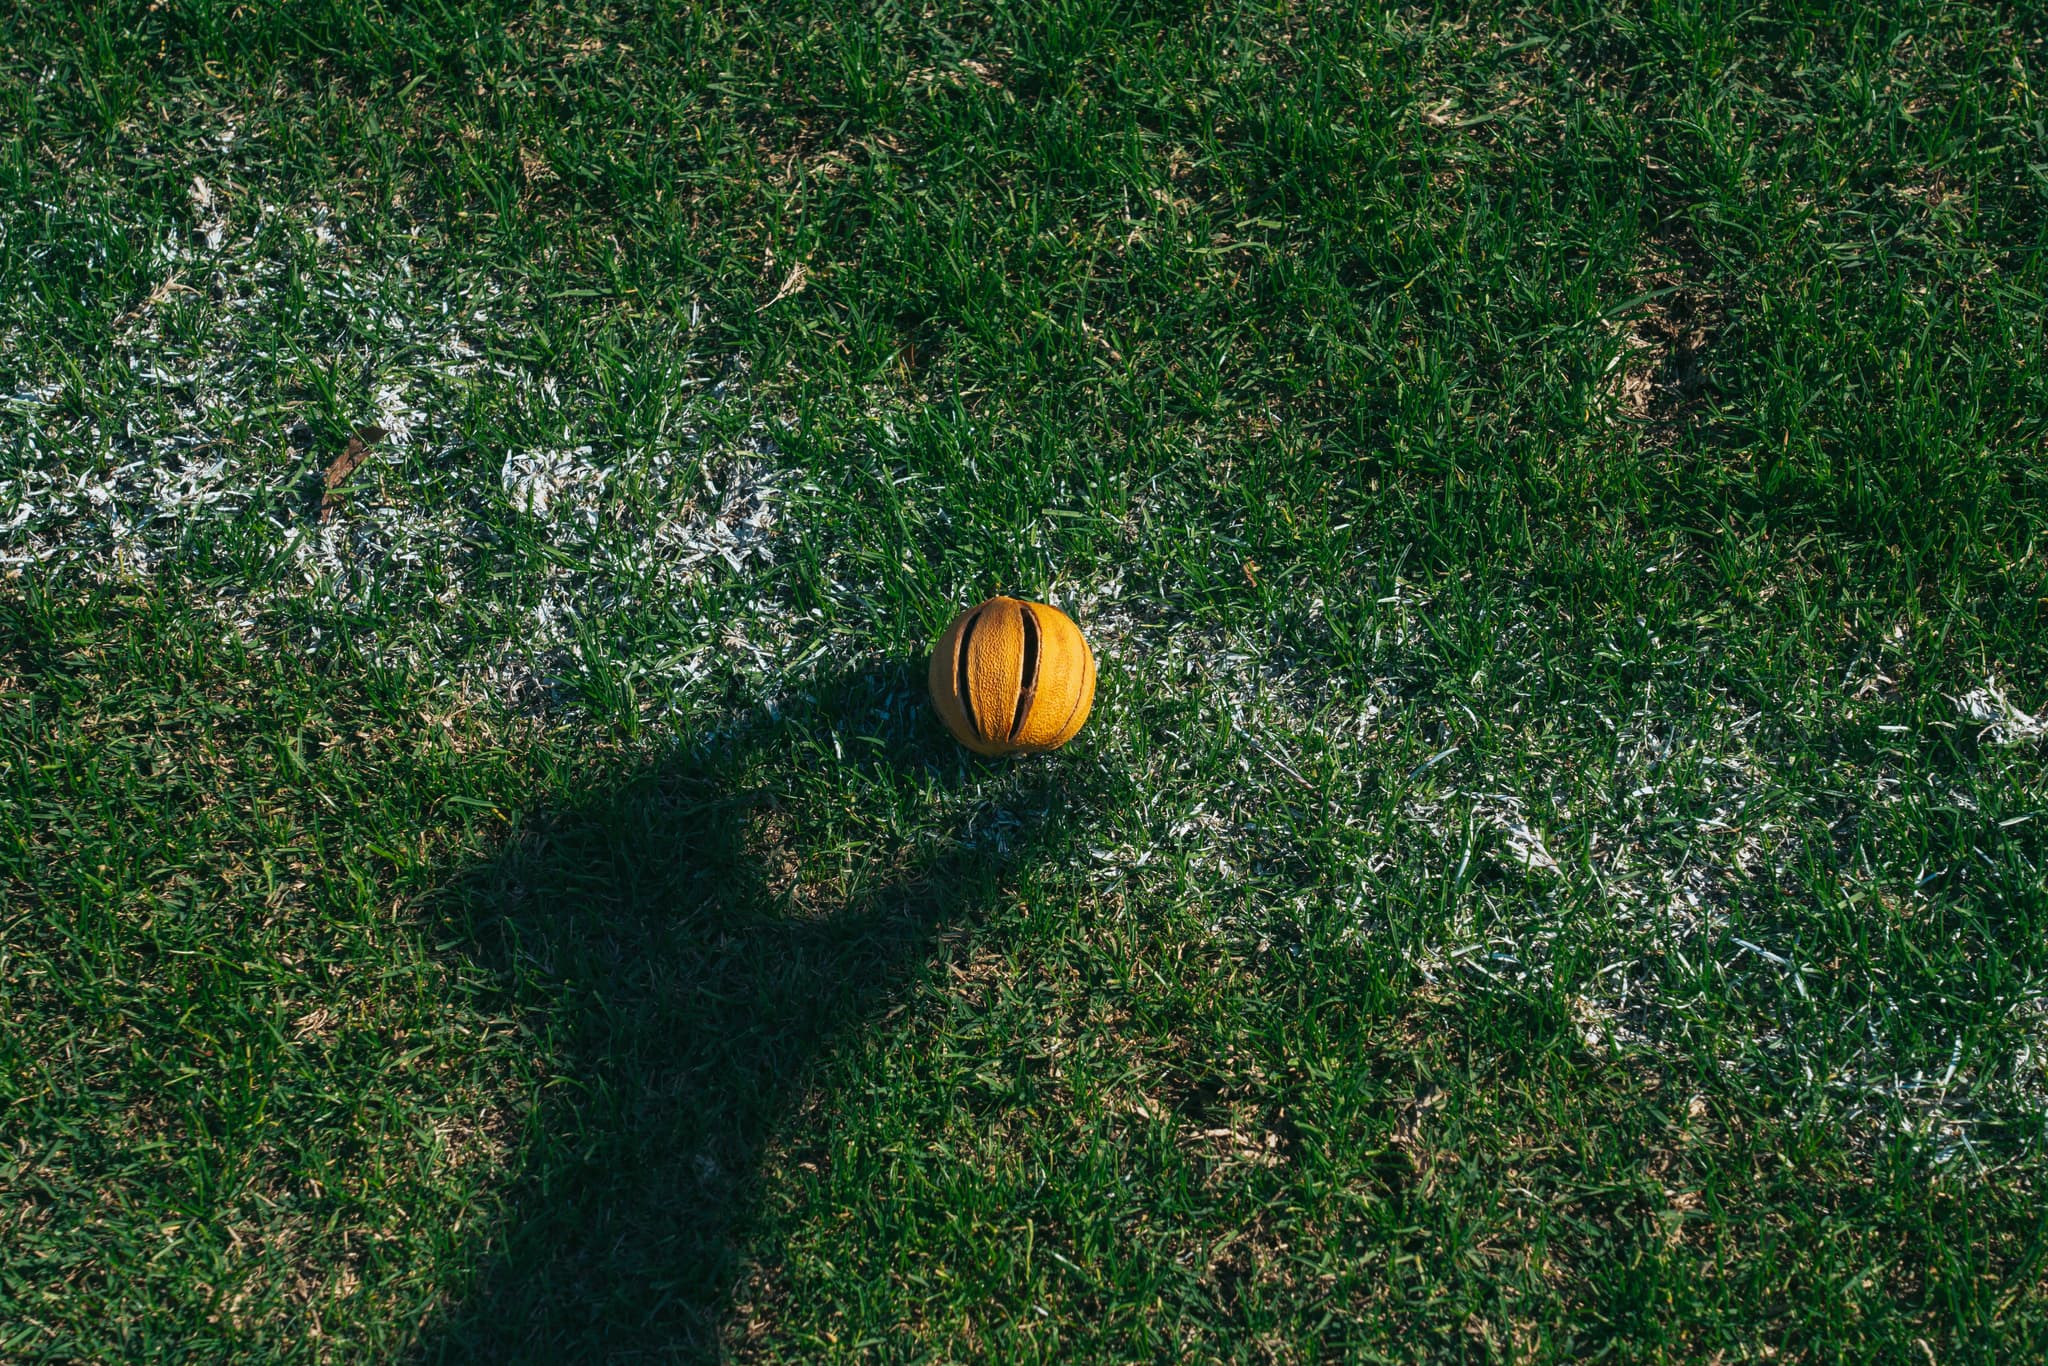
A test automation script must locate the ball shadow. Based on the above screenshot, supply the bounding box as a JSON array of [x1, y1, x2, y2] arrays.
[[414, 660, 1102, 1361]]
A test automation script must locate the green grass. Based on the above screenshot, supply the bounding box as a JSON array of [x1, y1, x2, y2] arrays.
[[4, 0, 2048, 1359]]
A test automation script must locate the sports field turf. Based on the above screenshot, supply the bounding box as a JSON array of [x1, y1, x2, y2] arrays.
[[4, 1, 2047, 1359]]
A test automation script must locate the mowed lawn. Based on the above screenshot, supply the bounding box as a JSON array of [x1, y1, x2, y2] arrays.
[[5, 1, 2048, 1359]]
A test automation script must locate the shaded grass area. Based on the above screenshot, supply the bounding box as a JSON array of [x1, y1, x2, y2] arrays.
[[428, 666, 1109, 1358], [4, 0, 2048, 1360]]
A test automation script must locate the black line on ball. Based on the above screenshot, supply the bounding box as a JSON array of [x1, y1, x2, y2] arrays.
[[1010, 604, 1041, 741], [957, 607, 984, 738]]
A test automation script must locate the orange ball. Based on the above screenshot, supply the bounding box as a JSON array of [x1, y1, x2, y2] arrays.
[[928, 596, 1096, 756]]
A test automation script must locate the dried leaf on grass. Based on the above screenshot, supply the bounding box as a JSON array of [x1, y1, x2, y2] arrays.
[[319, 425, 387, 521], [757, 263, 809, 312]]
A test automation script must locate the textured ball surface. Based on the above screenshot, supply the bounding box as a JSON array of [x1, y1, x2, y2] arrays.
[[928, 596, 1096, 756]]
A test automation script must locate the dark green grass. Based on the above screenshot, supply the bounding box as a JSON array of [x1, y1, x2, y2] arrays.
[[5, 1, 2048, 1360]]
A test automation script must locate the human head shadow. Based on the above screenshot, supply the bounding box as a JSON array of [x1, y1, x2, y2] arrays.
[[417, 659, 1107, 1362]]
